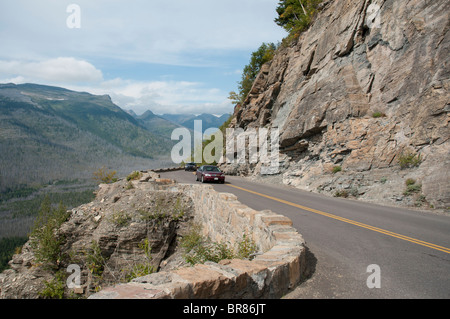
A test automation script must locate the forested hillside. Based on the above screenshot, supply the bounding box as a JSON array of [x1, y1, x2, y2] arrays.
[[0, 83, 174, 191], [0, 83, 179, 249]]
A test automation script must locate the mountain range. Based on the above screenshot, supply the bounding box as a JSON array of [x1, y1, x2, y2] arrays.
[[0, 83, 230, 191], [158, 113, 231, 132]]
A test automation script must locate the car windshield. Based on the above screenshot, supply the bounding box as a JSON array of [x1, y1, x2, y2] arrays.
[[204, 166, 220, 172]]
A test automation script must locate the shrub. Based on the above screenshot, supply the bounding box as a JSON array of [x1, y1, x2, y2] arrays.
[[139, 209, 168, 223], [332, 166, 342, 174], [372, 112, 386, 118], [180, 224, 258, 265], [139, 195, 186, 224], [29, 196, 69, 269], [398, 150, 422, 169], [123, 239, 156, 281], [93, 166, 118, 184], [85, 240, 106, 278], [39, 270, 66, 299], [236, 233, 258, 260], [415, 194, 427, 207], [334, 189, 349, 198], [350, 187, 359, 197], [403, 183, 422, 196], [126, 171, 142, 181], [108, 210, 131, 227], [125, 181, 134, 190], [403, 178, 422, 196], [180, 223, 204, 253]]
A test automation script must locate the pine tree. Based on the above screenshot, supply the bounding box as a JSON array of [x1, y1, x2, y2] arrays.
[[275, 0, 323, 37], [229, 43, 277, 105]]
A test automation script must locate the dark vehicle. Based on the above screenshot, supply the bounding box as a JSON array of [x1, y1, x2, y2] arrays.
[[196, 165, 225, 184], [184, 162, 197, 171]]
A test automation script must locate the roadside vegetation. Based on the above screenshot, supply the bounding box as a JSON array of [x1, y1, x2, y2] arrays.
[[180, 223, 258, 265], [403, 178, 422, 197], [398, 149, 422, 169]]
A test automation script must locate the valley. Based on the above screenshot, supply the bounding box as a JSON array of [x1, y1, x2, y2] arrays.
[[0, 83, 229, 262]]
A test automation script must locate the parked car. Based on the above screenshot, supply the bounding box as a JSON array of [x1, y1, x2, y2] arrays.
[[196, 165, 225, 183], [184, 162, 197, 171]]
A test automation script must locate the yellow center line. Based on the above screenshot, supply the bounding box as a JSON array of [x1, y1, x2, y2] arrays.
[[226, 184, 450, 254]]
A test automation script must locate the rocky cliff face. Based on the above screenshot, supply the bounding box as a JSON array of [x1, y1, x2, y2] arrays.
[[226, 0, 449, 209]]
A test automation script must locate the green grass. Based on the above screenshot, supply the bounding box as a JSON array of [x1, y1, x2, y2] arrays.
[[332, 166, 342, 174], [398, 150, 422, 169], [126, 171, 142, 181], [403, 183, 422, 196], [372, 112, 386, 118], [180, 224, 258, 265]]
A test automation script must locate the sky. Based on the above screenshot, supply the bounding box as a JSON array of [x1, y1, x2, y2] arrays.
[[0, 0, 286, 116]]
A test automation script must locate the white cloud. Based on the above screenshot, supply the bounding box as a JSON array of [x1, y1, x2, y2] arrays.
[[0, 57, 103, 84], [0, 57, 233, 115], [0, 1, 283, 115], [95, 78, 233, 115], [0, 0, 286, 67]]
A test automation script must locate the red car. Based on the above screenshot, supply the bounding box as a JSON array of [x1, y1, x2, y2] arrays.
[[196, 165, 225, 184]]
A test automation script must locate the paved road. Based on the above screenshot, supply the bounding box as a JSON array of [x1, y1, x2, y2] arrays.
[[159, 170, 450, 299]]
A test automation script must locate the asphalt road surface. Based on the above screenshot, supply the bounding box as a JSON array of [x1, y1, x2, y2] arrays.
[[159, 170, 450, 299]]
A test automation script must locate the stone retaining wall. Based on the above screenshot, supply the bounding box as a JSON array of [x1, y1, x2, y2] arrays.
[[89, 182, 307, 299]]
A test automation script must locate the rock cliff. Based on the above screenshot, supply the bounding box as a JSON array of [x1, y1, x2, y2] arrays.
[[225, 0, 449, 210], [0, 172, 194, 299]]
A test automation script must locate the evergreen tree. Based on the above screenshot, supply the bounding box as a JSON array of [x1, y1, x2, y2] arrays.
[[229, 42, 277, 105], [275, 0, 323, 39], [29, 196, 69, 269]]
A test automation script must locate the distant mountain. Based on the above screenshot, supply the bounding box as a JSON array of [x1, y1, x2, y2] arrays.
[[133, 110, 185, 138], [125, 109, 138, 117], [160, 113, 231, 132], [0, 83, 174, 190]]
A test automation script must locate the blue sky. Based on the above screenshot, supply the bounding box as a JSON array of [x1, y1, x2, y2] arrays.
[[0, 0, 286, 115]]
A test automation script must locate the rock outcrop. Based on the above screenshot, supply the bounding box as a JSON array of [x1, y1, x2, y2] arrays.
[[88, 183, 307, 299], [0, 170, 307, 299], [0, 172, 195, 299], [225, 0, 449, 210]]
